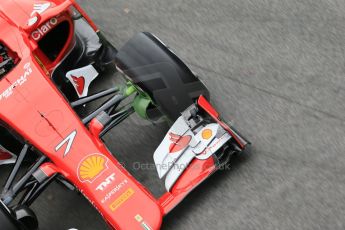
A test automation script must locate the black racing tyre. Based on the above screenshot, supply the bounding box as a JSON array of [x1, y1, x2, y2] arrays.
[[115, 32, 210, 121], [0, 202, 23, 230]]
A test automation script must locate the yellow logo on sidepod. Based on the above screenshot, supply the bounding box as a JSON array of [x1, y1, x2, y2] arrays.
[[78, 154, 108, 183]]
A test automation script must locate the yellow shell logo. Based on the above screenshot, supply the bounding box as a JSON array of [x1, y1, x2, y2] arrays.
[[78, 154, 108, 183], [202, 129, 213, 140]]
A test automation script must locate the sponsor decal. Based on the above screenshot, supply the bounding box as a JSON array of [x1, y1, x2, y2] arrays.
[[77, 154, 108, 183], [101, 179, 128, 204], [135, 214, 143, 222], [28, 2, 51, 26], [0, 145, 16, 165], [196, 133, 231, 160], [168, 132, 191, 153], [66, 65, 99, 98], [0, 151, 12, 160], [0, 63, 32, 101], [135, 214, 152, 230], [31, 17, 58, 41], [96, 173, 116, 191], [31, 3, 51, 16], [55, 130, 77, 157], [109, 188, 135, 212], [71, 75, 85, 96], [141, 222, 153, 230], [201, 129, 213, 140]]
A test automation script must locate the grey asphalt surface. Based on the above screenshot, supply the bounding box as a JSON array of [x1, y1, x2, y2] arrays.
[[23, 0, 345, 229]]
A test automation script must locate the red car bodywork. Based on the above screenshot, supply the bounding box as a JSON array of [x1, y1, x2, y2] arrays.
[[0, 1, 240, 229]]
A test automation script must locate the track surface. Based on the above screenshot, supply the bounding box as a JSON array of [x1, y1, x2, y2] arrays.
[[26, 0, 345, 229]]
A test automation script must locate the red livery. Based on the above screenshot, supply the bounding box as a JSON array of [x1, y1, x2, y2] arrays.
[[0, 1, 249, 229]]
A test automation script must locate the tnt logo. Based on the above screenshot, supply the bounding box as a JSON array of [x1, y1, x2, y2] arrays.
[[96, 173, 116, 191]]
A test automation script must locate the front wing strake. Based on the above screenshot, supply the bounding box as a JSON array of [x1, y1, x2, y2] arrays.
[[154, 114, 231, 191], [156, 96, 249, 214]]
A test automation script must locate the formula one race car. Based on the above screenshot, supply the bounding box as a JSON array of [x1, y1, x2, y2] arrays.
[[0, 1, 249, 229]]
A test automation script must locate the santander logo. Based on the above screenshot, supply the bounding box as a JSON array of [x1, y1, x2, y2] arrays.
[[31, 3, 51, 16], [168, 132, 192, 153], [71, 75, 85, 96], [28, 2, 51, 26], [31, 17, 58, 41], [66, 65, 99, 98]]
